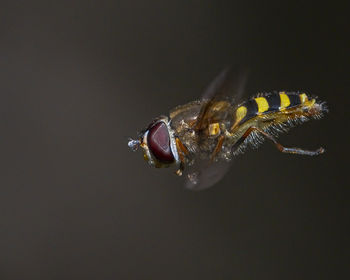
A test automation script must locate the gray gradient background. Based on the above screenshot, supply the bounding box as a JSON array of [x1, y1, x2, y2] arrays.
[[0, 1, 349, 279]]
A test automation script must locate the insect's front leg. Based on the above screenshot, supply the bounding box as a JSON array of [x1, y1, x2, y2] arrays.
[[175, 137, 189, 176], [175, 162, 185, 176]]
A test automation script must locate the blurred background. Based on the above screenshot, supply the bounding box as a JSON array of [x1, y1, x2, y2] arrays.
[[0, 1, 349, 279]]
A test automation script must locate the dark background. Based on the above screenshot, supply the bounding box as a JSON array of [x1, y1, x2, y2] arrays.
[[0, 1, 349, 279]]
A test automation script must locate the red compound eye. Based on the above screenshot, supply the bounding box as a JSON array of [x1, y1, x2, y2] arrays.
[[147, 122, 175, 163]]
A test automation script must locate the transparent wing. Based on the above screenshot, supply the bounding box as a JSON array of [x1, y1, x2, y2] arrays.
[[194, 66, 248, 132], [184, 66, 248, 190], [185, 159, 232, 191]]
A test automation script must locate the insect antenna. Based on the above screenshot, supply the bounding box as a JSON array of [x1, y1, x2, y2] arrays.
[[128, 138, 141, 151]]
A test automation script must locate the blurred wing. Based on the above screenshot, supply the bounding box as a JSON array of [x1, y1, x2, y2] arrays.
[[185, 159, 231, 191], [194, 66, 248, 132], [184, 66, 248, 190]]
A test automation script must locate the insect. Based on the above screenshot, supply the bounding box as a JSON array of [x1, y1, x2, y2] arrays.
[[128, 68, 328, 190]]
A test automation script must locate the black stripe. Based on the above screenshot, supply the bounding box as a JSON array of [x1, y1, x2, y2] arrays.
[[240, 99, 258, 124], [266, 93, 281, 112], [287, 93, 301, 108]]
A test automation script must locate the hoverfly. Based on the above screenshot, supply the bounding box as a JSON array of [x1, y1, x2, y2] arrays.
[[128, 68, 327, 190]]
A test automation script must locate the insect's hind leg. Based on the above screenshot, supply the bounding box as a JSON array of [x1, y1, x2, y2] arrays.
[[232, 126, 325, 156]]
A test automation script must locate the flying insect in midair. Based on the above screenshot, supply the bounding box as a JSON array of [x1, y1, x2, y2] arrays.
[[128, 68, 328, 190]]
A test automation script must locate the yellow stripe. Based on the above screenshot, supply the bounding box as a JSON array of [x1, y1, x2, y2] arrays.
[[255, 97, 269, 113], [279, 92, 290, 109], [299, 93, 308, 103], [236, 106, 247, 122], [299, 93, 316, 108]]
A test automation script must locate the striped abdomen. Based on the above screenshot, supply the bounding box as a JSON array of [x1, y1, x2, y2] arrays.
[[233, 92, 316, 127]]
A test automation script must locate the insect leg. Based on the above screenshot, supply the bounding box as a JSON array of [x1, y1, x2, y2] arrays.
[[232, 127, 325, 156], [175, 162, 185, 176], [211, 135, 225, 161], [175, 138, 189, 176], [176, 137, 189, 155]]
